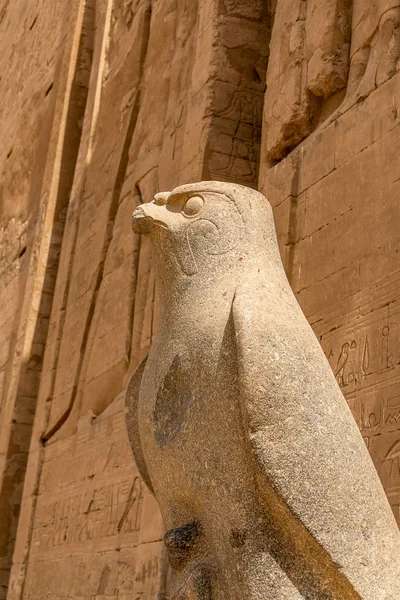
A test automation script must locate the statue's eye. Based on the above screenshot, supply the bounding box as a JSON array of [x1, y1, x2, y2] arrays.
[[182, 195, 204, 217]]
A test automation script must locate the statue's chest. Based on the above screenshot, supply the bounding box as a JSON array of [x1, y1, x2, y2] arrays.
[[139, 330, 223, 444], [137, 312, 241, 469]]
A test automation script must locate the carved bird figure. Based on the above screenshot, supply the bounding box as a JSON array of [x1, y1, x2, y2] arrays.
[[125, 181, 400, 600]]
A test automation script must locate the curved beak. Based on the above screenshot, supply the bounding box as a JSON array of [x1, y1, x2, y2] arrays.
[[132, 206, 156, 234]]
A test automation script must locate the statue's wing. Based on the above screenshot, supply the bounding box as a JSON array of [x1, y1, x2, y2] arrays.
[[125, 355, 154, 494], [230, 281, 400, 595]]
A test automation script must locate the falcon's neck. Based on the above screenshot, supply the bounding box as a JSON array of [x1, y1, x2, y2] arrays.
[[156, 260, 240, 306]]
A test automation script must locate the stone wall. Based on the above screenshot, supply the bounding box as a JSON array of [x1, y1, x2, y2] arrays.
[[259, 0, 400, 529], [0, 0, 399, 598]]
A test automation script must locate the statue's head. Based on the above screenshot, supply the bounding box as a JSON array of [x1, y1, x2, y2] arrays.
[[132, 181, 278, 279]]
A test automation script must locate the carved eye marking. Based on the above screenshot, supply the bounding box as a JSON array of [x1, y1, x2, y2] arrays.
[[182, 195, 204, 217]]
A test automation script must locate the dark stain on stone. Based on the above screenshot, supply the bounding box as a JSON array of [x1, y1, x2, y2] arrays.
[[153, 355, 192, 446], [230, 527, 247, 548], [165, 520, 200, 550], [164, 520, 201, 569]]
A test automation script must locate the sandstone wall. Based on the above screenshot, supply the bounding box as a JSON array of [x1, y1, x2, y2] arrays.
[[0, 0, 93, 595], [1, 1, 270, 598], [0, 0, 399, 598]]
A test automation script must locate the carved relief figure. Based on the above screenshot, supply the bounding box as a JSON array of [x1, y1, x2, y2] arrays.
[[348, 1, 400, 98], [125, 182, 400, 599], [263, 0, 400, 161], [213, 89, 263, 181]]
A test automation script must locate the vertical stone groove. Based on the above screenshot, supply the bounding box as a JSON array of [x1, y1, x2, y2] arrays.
[[43, 4, 152, 439], [2, 2, 95, 597]]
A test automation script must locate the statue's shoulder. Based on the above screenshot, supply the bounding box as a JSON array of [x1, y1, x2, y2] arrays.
[[125, 355, 154, 494]]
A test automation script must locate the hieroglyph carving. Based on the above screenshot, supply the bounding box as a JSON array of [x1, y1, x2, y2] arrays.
[[34, 478, 144, 551], [125, 182, 400, 599]]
